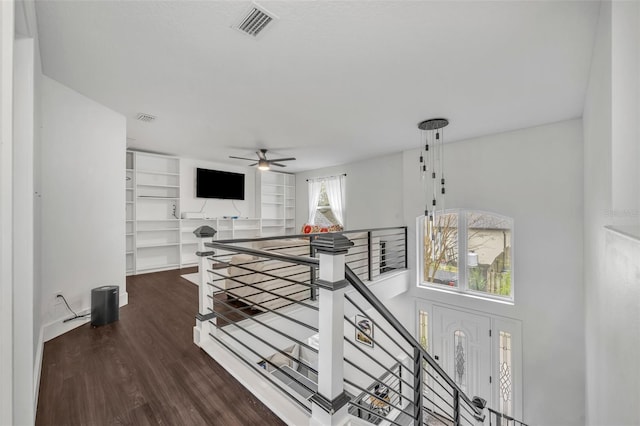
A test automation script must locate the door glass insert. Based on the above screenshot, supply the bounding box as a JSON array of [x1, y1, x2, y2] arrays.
[[499, 331, 513, 419], [453, 330, 467, 391], [419, 310, 429, 351]]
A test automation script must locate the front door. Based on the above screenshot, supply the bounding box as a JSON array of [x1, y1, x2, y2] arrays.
[[432, 305, 492, 407]]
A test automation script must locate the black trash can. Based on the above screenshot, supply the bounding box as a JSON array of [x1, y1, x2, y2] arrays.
[[91, 285, 119, 326]]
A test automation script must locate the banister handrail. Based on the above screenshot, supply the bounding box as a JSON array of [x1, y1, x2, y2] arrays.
[[206, 241, 319, 268], [344, 266, 483, 418], [210, 225, 407, 245]]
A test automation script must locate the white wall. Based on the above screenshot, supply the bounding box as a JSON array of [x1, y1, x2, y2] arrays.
[[583, 2, 640, 424], [401, 120, 585, 425], [0, 1, 15, 422], [295, 152, 404, 231], [583, 2, 612, 423], [41, 75, 127, 340], [180, 157, 256, 219], [611, 0, 640, 218]]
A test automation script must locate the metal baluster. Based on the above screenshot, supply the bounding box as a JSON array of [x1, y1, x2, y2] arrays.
[[404, 226, 408, 269], [309, 236, 317, 301], [453, 388, 460, 426], [367, 231, 373, 281], [413, 348, 423, 425]]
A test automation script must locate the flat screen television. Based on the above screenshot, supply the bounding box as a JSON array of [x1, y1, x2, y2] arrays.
[[196, 168, 245, 200]]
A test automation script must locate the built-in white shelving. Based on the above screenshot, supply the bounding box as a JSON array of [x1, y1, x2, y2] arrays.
[[256, 171, 296, 237], [125, 152, 135, 275], [127, 150, 181, 275], [126, 153, 298, 275]]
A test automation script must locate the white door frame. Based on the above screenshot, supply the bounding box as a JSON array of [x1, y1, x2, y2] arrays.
[[13, 35, 36, 426]]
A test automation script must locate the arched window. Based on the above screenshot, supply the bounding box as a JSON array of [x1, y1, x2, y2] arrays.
[[418, 210, 514, 300]]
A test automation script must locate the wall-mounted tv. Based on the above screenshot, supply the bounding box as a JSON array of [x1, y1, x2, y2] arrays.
[[196, 168, 245, 200]]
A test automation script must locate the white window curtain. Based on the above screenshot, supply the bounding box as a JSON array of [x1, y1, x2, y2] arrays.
[[324, 175, 345, 227], [307, 179, 323, 224]]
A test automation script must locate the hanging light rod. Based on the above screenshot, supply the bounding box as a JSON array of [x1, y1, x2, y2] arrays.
[[418, 118, 449, 130], [306, 173, 347, 182]]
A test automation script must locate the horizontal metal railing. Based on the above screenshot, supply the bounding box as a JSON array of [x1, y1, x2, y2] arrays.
[[344, 267, 484, 426], [200, 240, 320, 412], [209, 225, 407, 283], [196, 226, 527, 426], [487, 408, 528, 426]]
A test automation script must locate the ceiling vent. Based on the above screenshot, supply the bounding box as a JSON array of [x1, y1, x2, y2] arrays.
[[235, 3, 277, 38], [135, 113, 156, 123]]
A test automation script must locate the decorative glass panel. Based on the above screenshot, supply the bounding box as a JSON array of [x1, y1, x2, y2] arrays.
[[419, 310, 429, 351], [499, 331, 513, 420], [423, 212, 458, 287], [467, 212, 513, 298], [453, 330, 467, 392]]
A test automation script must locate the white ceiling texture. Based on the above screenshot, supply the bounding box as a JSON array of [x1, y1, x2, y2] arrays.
[[36, 0, 600, 172]]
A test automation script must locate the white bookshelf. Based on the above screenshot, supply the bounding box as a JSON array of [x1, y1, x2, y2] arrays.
[[129, 151, 182, 274], [126, 153, 296, 274], [256, 171, 296, 236], [125, 151, 135, 275], [214, 217, 262, 240], [179, 217, 262, 266]]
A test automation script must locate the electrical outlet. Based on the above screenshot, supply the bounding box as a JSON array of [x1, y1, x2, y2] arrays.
[[53, 291, 63, 305]]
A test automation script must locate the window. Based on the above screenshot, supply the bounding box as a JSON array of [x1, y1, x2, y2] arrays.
[[419, 210, 513, 300], [315, 182, 340, 226], [308, 175, 345, 228]]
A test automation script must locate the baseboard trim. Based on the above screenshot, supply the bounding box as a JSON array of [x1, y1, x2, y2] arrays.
[[43, 291, 129, 342]]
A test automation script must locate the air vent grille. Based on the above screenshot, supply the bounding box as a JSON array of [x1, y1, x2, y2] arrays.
[[237, 6, 274, 37], [136, 113, 156, 123]]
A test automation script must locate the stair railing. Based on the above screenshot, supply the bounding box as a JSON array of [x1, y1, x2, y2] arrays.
[[487, 407, 529, 426], [343, 265, 484, 426], [193, 229, 526, 426]]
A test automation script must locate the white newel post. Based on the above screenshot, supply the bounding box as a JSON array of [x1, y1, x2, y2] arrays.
[[309, 234, 354, 426], [193, 225, 217, 347]]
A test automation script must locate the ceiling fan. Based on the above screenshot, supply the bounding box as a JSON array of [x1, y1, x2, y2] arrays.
[[229, 149, 296, 171]]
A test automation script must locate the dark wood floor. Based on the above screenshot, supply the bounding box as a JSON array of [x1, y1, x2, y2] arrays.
[[36, 267, 285, 426]]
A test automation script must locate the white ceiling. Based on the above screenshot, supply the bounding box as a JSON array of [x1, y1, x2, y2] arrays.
[[35, 0, 600, 172]]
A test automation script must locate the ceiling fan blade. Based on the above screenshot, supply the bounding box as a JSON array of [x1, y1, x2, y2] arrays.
[[229, 156, 256, 161], [270, 162, 287, 167], [249, 163, 258, 167], [268, 157, 296, 162], [257, 149, 268, 160]]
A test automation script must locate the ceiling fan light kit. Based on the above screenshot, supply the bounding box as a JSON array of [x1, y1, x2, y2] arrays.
[[258, 159, 270, 171], [229, 149, 296, 171]]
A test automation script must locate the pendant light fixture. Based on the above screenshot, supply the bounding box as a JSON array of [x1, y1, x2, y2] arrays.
[[418, 118, 449, 256]]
